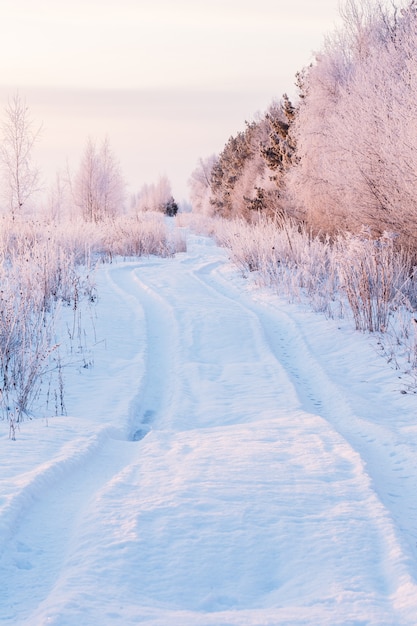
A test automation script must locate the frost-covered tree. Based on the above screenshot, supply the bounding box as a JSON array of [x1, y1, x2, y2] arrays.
[[74, 137, 99, 221], [261, 95, 296, 177], [0, 92, 41, 219], [74, 136, 125, 222], [288, 0, 417, 245], [209, 126, 257, 218], [98, 137, 126, 219], [47, 171, 71, 222], [197, 96, 296, 221], [188, 155, 217, 215]]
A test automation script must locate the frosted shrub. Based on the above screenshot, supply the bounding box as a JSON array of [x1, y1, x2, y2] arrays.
[[209, 215, 417, 332], [89, 212, 186, 260], [210, 215, 339, 314], [0, 217, 95, 426], [0, 235, 61, 424], [336, 232, 409, 333], [213, 217, 276, 275], [46, 212, 186, 263], [99, 213, 180, 259]]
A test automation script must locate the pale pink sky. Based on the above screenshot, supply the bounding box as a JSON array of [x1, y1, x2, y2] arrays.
[[0, 0, 342, 201]]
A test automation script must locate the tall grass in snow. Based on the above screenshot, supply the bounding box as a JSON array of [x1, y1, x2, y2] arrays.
[[208, 216, 339, 315], [0, 217, 95, 434], [96, 212, 187, 259], [48, 212, 186, 263], [335, 232, 413, 333]]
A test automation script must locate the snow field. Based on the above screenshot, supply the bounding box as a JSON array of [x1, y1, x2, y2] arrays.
[[0, 233, 417, 624]]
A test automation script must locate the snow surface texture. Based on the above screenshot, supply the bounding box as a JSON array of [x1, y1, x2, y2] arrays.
[[1, 232, 417, 625]]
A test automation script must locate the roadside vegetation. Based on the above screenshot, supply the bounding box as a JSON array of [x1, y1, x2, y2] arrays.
[[179, 211, 417, 390], [0, 212, 185, 438], [187, 0, 417, 386], [0, 94, 184, 435]]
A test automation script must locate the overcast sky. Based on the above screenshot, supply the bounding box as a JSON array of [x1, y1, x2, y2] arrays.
[[0, 0, 342, 201]]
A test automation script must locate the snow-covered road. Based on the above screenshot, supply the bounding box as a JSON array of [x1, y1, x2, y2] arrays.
[[1, 232, 417, 625]]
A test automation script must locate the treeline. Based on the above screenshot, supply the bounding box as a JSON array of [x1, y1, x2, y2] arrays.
[[188, 95, 295, 222], [0, 91, 179, 223], [61, 142, 179, 221], [189, 0, 417, 251]]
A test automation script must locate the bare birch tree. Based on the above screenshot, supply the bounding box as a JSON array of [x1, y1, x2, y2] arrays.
[[74, 136, 125, 221], [0, 92, 41, 219]]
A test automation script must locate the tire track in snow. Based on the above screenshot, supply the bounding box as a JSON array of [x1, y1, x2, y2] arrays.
[[81, 250, 408, 620], [127, 253, 302, 432], [104, 262, 184, 438], [1, 236, 417, 623], [0, 435, 138, 623], [0, 260, 183, 624], [0, 263, 150, 623], [107, 246, 417, 616], [198, 258, 417, 593], [99, 246, 415, 621]]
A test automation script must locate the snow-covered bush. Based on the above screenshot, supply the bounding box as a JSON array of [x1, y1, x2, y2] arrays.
[[211, 216, 338, 314], [97, 212, 186, 259], [335, 231, 411, 332], [0, 217, 89, 429]]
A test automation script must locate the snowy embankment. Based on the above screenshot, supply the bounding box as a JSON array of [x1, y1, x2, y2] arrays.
[[0, 232, 417, 625]]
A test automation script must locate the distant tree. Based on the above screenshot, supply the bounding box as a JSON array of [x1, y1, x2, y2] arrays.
[[188, 155, 217, 214], [98, 136, 126, 218], [0, 92, 41, 219], [47, 171, 71, 222], [209, 124, 257, 218], [164, 196, 178, 216], [74, 137, 99, 221], [74, 136, 125, 221]]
